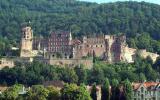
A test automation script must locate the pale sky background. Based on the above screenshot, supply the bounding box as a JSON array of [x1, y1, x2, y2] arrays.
[[78, 0, 160, 5]]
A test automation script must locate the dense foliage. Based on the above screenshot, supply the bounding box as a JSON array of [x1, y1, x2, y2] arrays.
[[0, 54, 160, 86], [101, 78, 110, 100], [0, 83, 132, 100], [1, 0, 160, 55]]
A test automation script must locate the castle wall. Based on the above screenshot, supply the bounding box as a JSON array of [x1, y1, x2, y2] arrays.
[[20, 27, 34, 57], [124, 47, 136, 63], [105, 35, 126, 63], [73, 37, 106, 58], [139, 49, 159, 62], [35, 57, 93, 69], [19, 27, 159, 64], [0, 58, 14, 70]]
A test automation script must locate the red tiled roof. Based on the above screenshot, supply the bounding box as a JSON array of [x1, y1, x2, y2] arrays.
[[132, 82, 160, 90], [144, 82, 159, 88]]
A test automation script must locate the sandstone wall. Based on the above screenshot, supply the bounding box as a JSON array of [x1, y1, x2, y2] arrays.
[[139, 49, 159, 62], [0, 58, 14, 70], [36, 58, 93, 69], [124, 47, 136, 63], [48, 59, 93, 69]]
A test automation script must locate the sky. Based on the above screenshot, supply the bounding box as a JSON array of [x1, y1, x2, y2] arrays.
[[78, 0, 160, 5]]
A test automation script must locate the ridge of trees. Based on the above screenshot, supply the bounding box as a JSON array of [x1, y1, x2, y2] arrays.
[[1, 0, 160, 55]]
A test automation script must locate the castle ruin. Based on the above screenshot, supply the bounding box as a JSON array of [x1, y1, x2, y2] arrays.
[[19, 26, 159, 67]]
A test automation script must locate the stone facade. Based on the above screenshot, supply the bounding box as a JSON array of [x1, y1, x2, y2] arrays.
[[0, 58, 14, 70], [104, 35, 126, 63], [35, 57, 93, 69], [139, 49, 159, 62], [33, 31, 73, 58], [47, 31, 73, 58], [73, 35, 131, 63], [20, 26, 159, 64], [73, 36, 106, 59], [123, 47, 137, 63], [20, 26, 34, 57]]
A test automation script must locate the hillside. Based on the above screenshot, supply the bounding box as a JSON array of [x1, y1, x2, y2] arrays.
[[0, 0, 160, 55]]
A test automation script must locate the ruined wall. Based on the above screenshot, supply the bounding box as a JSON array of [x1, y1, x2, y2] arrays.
[[105, 35, 126, 63], [139, 49, 159, 62], [20, 27, 34, 57], [49, 59, 93, 69], [0, 58, 14, 70], [36, 58, 93, 69], [124, 47, 136, 63], [73, 37, 106, 58]]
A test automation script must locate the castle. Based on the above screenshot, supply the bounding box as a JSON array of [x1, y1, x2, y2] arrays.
[[1, 26, 159, 69], [20, 26, 159, 64]]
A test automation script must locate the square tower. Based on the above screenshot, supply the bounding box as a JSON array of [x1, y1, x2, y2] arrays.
[[20, 26, 33, 57]]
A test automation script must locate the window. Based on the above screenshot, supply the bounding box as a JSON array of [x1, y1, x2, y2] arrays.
[[141, 87, 144, 92], [134, 92, 137, 96], [141, 94, 144, 99], [138, 91, 140, 96], [145, 91, 147, 95]]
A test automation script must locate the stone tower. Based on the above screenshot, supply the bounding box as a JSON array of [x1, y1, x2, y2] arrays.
[[104, 35, 126, 63], [20, 26, 33, 57]]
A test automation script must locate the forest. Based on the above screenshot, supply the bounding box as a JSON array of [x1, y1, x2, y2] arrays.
[[1, 1, 160, 99], [0, 54, 159, 100], [0, 0, 160, 56], [0, 54, 160, 86]]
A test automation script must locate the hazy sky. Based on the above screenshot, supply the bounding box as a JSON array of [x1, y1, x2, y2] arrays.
[[78, 0, 160, 4]]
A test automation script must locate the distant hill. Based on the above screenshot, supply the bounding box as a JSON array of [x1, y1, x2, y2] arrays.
[[0, 0, 160, 54]]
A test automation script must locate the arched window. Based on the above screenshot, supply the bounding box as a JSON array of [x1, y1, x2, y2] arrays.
[[141, 87, 144, 92]]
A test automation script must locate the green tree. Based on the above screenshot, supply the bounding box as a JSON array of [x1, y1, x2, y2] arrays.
[[75, 84, 92, 100], [74, 65, 87, 84], [47, 86, 60, 100], [110, 79, 119, 100], [61, 83, 91, 100], [89, 66, 104, 84], [123, 79, 133, 100], [101, 78, 110, 100], [61, 83, 79, 100], [60, 67, 78, 83], [90, 83, 97, 100], [3, 84, 23, 100], [139, 73, 146, 82], [25, 85, 49, 100]]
